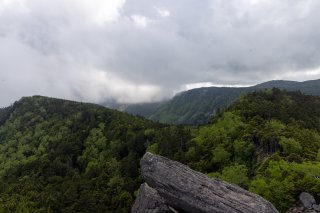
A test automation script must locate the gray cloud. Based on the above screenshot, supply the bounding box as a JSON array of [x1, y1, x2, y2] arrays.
[[0, 0, 320, 106]]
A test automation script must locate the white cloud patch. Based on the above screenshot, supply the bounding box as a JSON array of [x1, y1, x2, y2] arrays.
[[272, 67, 320, 81], [155, 7, 170, 17], [69, 69, 165, 103], [131, 15, 149, 27]]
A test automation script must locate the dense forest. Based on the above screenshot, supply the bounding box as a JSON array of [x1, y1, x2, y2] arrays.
[[0, 89, 320, 212], [0, 96, 191, 212]]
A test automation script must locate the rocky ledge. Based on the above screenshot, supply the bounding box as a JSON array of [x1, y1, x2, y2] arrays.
[[132, 152, 279, 213]]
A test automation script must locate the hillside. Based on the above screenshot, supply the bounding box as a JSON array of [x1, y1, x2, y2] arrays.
[[124, 79, 320, 125], [148, 88, 320, 212], [0, 96, 191, 212]]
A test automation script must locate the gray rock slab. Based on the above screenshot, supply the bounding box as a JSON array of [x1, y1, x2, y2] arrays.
[[141, 152, 279, 213]]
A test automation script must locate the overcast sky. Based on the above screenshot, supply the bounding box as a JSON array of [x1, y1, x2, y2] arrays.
[[0, 0, 320, 106]]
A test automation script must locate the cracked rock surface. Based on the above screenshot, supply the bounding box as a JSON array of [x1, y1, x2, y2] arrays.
[[132, 183, 171, 213], [132, 152, 279, 213]]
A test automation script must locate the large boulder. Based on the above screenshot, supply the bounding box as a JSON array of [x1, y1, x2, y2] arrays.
[[300, 192, 316, 209], [134, 152, 279, 213], [131, 183, 171, 213]]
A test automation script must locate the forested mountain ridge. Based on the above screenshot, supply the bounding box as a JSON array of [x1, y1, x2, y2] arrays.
[[254, 79, 320, 96], [122, 79, 320, 125], [0, 96, 191, 212]]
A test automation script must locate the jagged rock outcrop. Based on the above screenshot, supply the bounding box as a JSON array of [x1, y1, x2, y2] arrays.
[[133, 152, 279, 213]]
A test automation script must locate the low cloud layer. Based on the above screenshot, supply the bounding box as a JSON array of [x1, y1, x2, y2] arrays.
[[1, 0, 320, 106]]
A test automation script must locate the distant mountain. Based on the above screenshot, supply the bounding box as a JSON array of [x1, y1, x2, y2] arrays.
[[118, 102, 164, 118], [120, 79, 320, 125], [254, 79, 320, 96], [149, 87, 245, 124]]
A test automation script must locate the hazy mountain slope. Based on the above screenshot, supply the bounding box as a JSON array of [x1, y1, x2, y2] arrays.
[[147, 79, 320, 125], [149, 87, 246, 124], [0, 106, 14, 126], [118, 102, 164, 118]]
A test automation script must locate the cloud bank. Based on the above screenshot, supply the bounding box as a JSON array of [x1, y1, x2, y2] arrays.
[[0, 0, 320, 106]]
